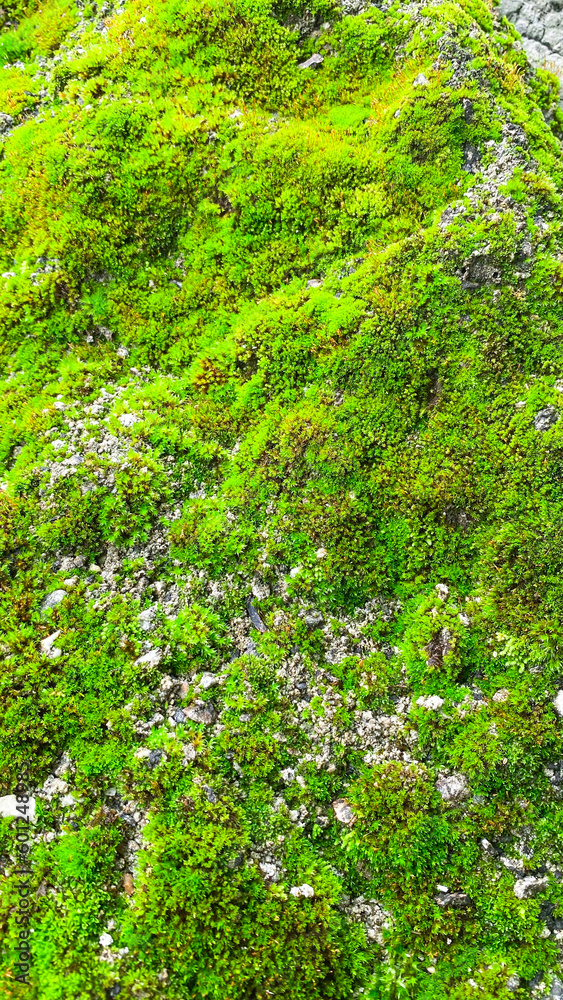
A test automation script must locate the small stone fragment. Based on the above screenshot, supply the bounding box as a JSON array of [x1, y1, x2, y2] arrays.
[[554, 690, 563, 716], [436, 773, 470, 802], [290, 883, 315, 897], [123, 873, 134, 896], [246, 597, 267, 633], [259, 862, 279, 881], [534, 406, 559, 432], [185, 701, 216, 725], [513, 875, 548, 900], [118, 413, 140, 428], [435, 892, 472, 909], [298, 53, 324, 69], [138, 605, 158, 631], [41, 590, 66, 612], [332, 799, 356, 826], [148, 749, 164, 769], [280, 768, 296, 784], [134, 649, 163, 669], [251, 576, 271, 600], [416, 694, 444, 710], [413, 73, 430, 87], [199, 672, 219, 690], [492, 688, 509, 703], [40, 630, 62, 658]]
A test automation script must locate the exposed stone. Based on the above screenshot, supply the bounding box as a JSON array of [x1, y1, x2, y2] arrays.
[[416, 694, 444, 710], [118, 412, 140, 428], [41, 776, 69, 799], [290, 883, 314, 897], [259, 862, 280, 881], [513, 875, 548, 899], [435, 891, 472, 908], [436, 773, 470, 802], [246, 597, 267, 633], [251, 576, 271, 600], [199, 672, 220, 690], [534, 406, 559, 432], [138, 605, 158, 631], [148, 749, 165, 769], [134, 648, 163, 669], [298, 53, 324, 69], [492, 688, 510, 703], [41, 589, 67, 611], [185, 701, 216, 725], [332, 799, 356, 825], [40, 630, 62, 658]]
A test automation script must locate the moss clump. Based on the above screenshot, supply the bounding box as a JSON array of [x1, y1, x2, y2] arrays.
[[2, 0, 563, 996]]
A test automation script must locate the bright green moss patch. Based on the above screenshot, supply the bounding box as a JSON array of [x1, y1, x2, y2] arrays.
[[2, 0, 563, 996]]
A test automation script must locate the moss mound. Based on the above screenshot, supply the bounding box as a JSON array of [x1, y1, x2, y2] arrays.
[[2, 0, 563, 996]]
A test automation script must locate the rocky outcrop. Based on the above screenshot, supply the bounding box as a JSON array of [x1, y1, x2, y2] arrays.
[[501, 0, 563, 86]]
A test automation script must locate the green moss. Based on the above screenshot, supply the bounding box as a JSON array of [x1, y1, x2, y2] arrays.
[[2, 0, 563, 994]]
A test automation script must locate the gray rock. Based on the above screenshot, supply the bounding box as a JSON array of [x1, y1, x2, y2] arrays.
[[290, 883, 315, 897], [436, 773, 470, 802], [148, 749, 164, 769], [185, 701, 216, 725], [199, 672, 219, 690], [204, 785, 218, 804], [251, 576, 271, 600], [534, 405, 559, 432], [304, 610, 324, 628], [118, 413, 140, 428], [461, 253, 502, 288], [513, 875, 548, 899], [134, 648, 163, 669], [41, 589, 67, 611], [298, 53, 324, 70], [413, 73, 430, 87], [0, 113, 13, 133], [332, 799, 356, 825], [341, 0, 371, 12], [506, 975, 521, 992], [138, 605, 158, 631], [246, 597, 267, 633], [435, 891, 472, 908], [280, 767, 296, 784], [550, 977, 563, 999], [463, 143, 480, 173], [174, 708, 187, 724]]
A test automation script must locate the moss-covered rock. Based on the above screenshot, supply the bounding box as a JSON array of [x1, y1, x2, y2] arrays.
[[2, 0, 563, 996]]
